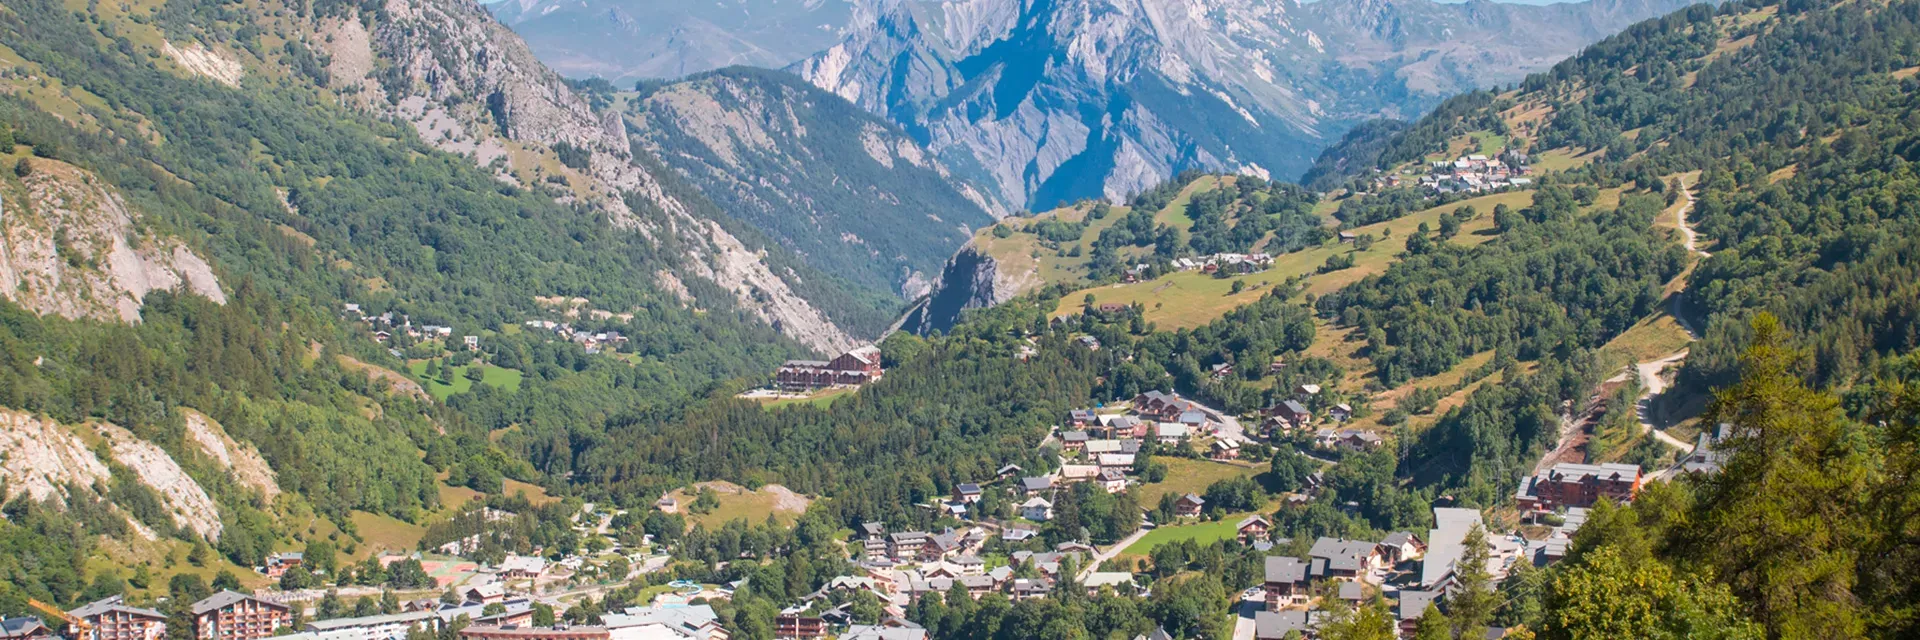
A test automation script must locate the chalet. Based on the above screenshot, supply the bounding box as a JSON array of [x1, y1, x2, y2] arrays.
[[1086, 439, 1127, 455], [1515, 463, 1643, 513], [1076, 336, 1101, 350], [950, 555, 987, 575], [71, 596, 168, 640], [774, 614, 826, 639], [1096, 453, 1136, 469], [774, 346, 884, 392], [1253, 611, 1314, 640], [1059, 465, 1100, 484], [1061, 431, 1090, 452], [1209, 439, 1241, 461], [1082, 573, 1139, 596], [1096, 303, 1130, 315], [1422, 508, 1487, 589], [1262, 556, 1309, 609], [1173, 494, 1206, 518], [189, 591, 289, 640], [1268, 359, 1287, 374], [1103, 415, 1149, 439], [1294, 384, 1322, 398], [497, 555, 548, 579], [1208, 363, 1234, 380], [1682, 423, 1734, 475], [1338, 231, 1358, 243], [953, 484, 983, 504], [1009, 578, 1053, 601], [1131, 391, 1194, 421], [1020, 477, 1054, 496], [1379, 531, 1426, 564], [1266, 401, 1312, 429], [1068, 409, 1099, 427], [1002, 526, 1039, 542], [887, 532, 928, 560], [1334, 581, 1366, 610], [1237, 515, 1270, 543], [464, 584, 507, 605], [1155, 423, 1190, 444], [1021, 498, 1054, 522], [0, 619, 48, 640], [262, 552, 303, 578], [601, 605, 728, 640], [1329, 403, 1354, 422], [1397, 590, 1442, 637], [996, 464, 1024, 479], [1097, 469, 1128, 494], [1315, 428, 1383, 451], [1176, 410, 1211, 428], [463, 336, 480, 351], [1309, 537, 1384, 580]]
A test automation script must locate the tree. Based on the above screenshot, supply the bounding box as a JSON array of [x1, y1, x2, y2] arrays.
[[1413, 605, 1451, 640], [1681, 314, 1870, 639], [1540, 547, 1760, 640], [353, 596, 378, 617], [13, 158, 29, 177], [318, 590, 344, 620], [212, 570, 242, 592], [381, 589, 401, 615], [482, 603, 506, 617], [440, 588, 461, 606], [1231, 279, 1247, 294], [1449, 524, 1495, 639], [168, 574, 210, 603], [1318, 599, 1397, 640], [532, 603, 555, 627]]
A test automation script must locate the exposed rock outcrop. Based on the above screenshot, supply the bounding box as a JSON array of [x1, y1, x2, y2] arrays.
[[902, 243, 1029, 335], [95, 422, 224, 541], [0, 159, 225, 324], [317, 0, 857, 352], [0, 409, 111, 506], [182, 409, 280, 502]]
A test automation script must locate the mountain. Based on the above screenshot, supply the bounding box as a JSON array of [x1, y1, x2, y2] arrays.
[[621, 67, 1002, 306], [486, 0, 860, 82], [791, 0, 1696, 210]]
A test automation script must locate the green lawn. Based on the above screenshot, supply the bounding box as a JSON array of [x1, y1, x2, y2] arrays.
[[1134, 457, 1262, 508], [1121, 517, 1248, 557], [406, 360, 524, 399], [762, 387, 856, 409], [1156, 176, 1231, 231]]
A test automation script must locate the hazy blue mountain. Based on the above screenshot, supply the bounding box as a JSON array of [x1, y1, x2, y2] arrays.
[[487, 0, 859, 82]]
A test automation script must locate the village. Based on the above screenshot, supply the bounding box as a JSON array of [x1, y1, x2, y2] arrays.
[[0, 361, 1733, 640], [1370, 151, 1533, 196]]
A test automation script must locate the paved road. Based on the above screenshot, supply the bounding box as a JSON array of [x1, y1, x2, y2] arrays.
[[1079, 527, 1152, 581]]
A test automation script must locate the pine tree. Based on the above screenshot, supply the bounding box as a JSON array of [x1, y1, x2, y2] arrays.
[[1449, 524, 1495, 639]]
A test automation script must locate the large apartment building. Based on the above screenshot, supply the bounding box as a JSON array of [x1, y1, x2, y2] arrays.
[[190, 592, 290, 640]]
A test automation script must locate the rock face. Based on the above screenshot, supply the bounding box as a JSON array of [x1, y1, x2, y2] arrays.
[[0, 159, 225, 324], [183, 409, 280, 503], [96, 422, 225, 541], [0, 410, 111, 507], [627, 68, 1000, 304], [792, 0, 1695, 209], [322, 0, 858, 352], [901, 243, 1028, 334], [488, 0, 859, 82]]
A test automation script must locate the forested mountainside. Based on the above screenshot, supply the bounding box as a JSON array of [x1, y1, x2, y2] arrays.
[[790, 0, 1695, 211], [616, 68, 1001, 303], [487, 0, 857, 82], [7, 0, 1920, 637]]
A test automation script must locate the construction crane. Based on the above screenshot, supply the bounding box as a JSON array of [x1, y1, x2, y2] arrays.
[[26, 599, 91, 640]]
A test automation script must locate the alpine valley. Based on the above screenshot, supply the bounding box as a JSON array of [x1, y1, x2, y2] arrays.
[[3, 0, 1920, 640]]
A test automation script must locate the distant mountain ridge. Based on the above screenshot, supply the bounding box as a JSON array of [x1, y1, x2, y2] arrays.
[[789, 0, 1699, 210], [487, 0, 860, 82]]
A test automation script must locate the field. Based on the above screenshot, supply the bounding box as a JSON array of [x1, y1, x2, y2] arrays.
[[1531, 147, 1603, 173], [1119, 517, 1246, 558], [1133, 457, 1262, 508], [406, 360, 524, 399], [760, 386, 857, 409], [666, 481, 812, 530], [1055, 190, 1533, 328]]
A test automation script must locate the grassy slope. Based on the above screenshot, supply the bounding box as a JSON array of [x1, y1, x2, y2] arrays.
[[1053, 190, 1534, 329]]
